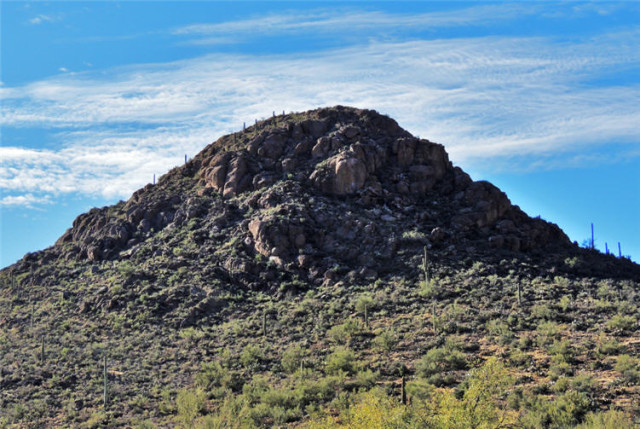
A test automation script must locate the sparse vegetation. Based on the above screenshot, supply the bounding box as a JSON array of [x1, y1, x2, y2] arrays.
[[2, 107, 639, 427]]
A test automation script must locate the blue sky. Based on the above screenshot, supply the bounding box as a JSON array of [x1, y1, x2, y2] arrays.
[[1, 1, 639, 267]]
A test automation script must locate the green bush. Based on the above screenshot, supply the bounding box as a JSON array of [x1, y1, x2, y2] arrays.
[[536, 321, 561, 346], [175, 388, 206, 428], [327, 318, 360, 345], [195, 361, 242, 394], [373, 328, 398, 352], [325, 347, 357, 375], [596, 333, 623, 356], [576, 409, 636, 429], [521, 390, 591, 429], [614, 355, 640, 384], [240, 344, 264, 369], [606, 314, 636, 334], [416, 346, 467, 378], [486, 319, 514, 345], [281, 344, 307, 374], [548, 339, 575, 364]]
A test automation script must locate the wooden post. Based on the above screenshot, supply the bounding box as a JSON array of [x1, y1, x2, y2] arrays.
[[401, 375, 407, 405], [184, 154, 187, 165], [618, 242, 622, 258], [591, 223, 594, 249], [153, 174, 155, 185], [605, 243, 609, 254]]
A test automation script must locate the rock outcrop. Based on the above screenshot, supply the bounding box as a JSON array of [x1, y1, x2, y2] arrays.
[[45, 106, 580, 286]]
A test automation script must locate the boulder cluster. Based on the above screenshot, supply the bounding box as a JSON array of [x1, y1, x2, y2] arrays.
[[54, 106, 570, 280]]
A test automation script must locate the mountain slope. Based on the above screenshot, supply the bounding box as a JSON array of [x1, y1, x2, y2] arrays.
[[1, 106, 639, 427]]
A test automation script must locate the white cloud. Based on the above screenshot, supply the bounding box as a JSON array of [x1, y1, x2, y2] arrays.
[[0, 193, 51, 208], [28, 14, 57, 25], [1, 8, 639, 206], [172, 4, 541, 43]]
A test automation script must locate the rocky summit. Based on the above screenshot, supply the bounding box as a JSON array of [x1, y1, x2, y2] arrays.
[[1, 106, 640, 428], [55, 106, 574, 278]]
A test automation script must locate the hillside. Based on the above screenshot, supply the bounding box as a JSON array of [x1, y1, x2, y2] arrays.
[[1, 106, 639, 428]]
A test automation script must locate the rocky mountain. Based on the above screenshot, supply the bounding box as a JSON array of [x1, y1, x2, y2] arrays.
[[1, 106, 639, 428]]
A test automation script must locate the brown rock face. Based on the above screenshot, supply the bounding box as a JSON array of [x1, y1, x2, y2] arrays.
[[334, 154, 367, 194], [53, 105, 573, 266]]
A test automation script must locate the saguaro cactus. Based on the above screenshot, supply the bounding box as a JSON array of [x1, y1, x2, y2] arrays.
[[41, 335, 46, 362], [517, 283, 522, 306], [103, 353, 108, 407], [422, 246, 430, 285], [262, 310, 267, 337]]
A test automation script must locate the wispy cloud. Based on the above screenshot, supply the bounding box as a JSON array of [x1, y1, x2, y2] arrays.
[[28, 14, 58, 25], [0, 193, 51, 208], [2, 7, 639, 207], [174, 5, 538, 36]]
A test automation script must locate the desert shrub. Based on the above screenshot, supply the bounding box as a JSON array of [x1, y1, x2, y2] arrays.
[[564, 256, 581, 269], [424, 358, 518, 429], [548, 360, 574, 381], [521, 390, 591, 429], [614, 355, 640, 384], [558, 295, 572, 312], [596, 333, 623, 356], [509, 349, 532, 368], [354, 293, 377, 327], [576, 409, 636, 429], [416, 346, 467, 379], [195, 361, 242, 394], [281, 344, 307, 374], [175, 388, 206, 428], [517, 334, 534, 350], [241, 375, 270, 405], [193, 395, 252, 429], [606, 314, 636, 334], [315, 388, 406, 428], [405, 378, 433, 401], [354, 369, 379, 389], [240, 344, 264, 369], [293, 374, 343, 407], [325, 347, 357, 375], [548, 339, 575, 364], [374, 328, 398, 352], [531, 303, 555, 321], [401, 230, 428, 243], [305, 360, 518, 429], [536, 321, 561, 346], [327, 318, 360, 345], [418, 278, 439, 299], [486, 319, 514, 345]]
